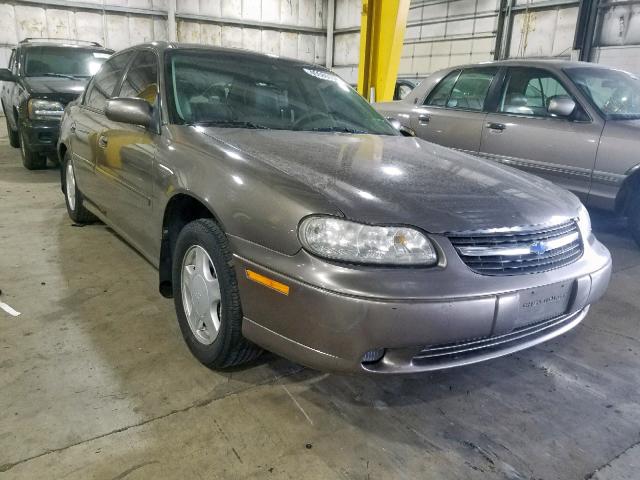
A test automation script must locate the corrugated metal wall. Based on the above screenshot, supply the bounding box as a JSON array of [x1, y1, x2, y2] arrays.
[[175, 0, 326, 64], [592, 0, 640, 75], [332, 0, 360, 83], [0, 1, 168, 67], [0, 0, 327, 68], [506, 1, 578, 59], [400, 0, 500, 80]]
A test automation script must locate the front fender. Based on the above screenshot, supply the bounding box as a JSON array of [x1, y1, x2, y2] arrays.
[[155, 126, 342, 256]]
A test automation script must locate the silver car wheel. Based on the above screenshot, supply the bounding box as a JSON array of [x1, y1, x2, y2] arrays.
[[181, 245, 221, 345], [66, 160, 76, 212]]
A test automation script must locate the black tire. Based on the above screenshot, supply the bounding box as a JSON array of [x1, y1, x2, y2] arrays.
[[62, 152, 97, 224], [20, 127, 46, 170], [5, 114, 19, 148], [172, 218, 262, 369]]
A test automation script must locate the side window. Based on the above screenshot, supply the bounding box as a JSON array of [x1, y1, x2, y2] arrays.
[[500, 68, 572, 117], [425, 68, 497, 111], [425, 70, 460, 106], [118, 50, 158, 105], [446, 68, 497, 111], [85, 51, 134, 111]]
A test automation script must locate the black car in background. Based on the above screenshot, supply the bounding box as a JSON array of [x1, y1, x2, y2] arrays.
[[0, 38, 113, 169]]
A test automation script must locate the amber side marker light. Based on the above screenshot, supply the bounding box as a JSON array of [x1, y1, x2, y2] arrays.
[[245, 269, 290, 296]]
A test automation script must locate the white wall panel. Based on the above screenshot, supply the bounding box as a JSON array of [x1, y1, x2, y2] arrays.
[[173, 0, 327, 61], [593, 46, 640, 76], [509, 7, 578, 58], [243, 27, 261, 50], [221, 25, 243, 47], [334, 0, 359, 30], [333, 31, 358, 66], [261, 29, 280, 54], [0, 4, 18, 45], [74, 12, 105, 44], [200, 23, 221, 45], [0, 0, 328, 76], [399, 0, 500, 80]]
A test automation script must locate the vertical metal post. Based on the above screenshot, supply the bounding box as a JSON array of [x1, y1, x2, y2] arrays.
[[574, 0, 600, 62], [357, 0, 410, 102], [326, 0, 335, 68], [168, 0, 177, 42]]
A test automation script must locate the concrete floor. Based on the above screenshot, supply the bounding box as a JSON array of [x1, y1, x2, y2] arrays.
[[1, 133, 639, 480]]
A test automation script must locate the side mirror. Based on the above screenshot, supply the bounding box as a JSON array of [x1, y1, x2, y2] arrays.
[[387, 117, 416, 137], [105, 97, 152, 127], [548, 97, 576, 117], [0, 68, 15, 82]]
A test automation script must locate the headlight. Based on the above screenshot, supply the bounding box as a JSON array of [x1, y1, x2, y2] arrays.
[[298, 216, 438, 265], [28, 99, 64, 120], [578, 204, 591, 239]]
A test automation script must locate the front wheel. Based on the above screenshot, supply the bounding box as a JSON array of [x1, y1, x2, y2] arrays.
[[172, 218, 262, 369], [62, 152, 96, 223], [20, 127, 46, 170]]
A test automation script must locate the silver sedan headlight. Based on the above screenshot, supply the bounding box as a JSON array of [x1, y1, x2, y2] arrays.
[[28, 99, 64, 120], [578, 204, 592, 239], [299, 216, 438, 265]]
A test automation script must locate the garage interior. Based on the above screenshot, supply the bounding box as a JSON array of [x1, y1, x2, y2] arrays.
[[1, 1, 640, 479]]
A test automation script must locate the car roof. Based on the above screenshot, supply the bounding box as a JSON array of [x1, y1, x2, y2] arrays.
[[127, 41, 320, 68], [443, 58, 609, 71], [18, 40, 113, 53]]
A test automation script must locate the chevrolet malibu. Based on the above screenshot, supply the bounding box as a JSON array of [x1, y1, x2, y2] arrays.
[[57, 43, 612, 374]]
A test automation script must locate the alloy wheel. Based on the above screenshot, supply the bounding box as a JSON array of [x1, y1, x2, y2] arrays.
[[181, 245, 222, 345], [65, 160, 76, 211]]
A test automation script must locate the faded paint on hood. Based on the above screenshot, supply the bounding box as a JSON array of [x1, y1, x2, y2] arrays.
[[197, 128, 581, 233]]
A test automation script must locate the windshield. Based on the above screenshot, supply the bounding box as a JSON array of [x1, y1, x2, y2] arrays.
[[166, 50, 397, 135], [565, 66, 640, 119], [24, 46, 112, 78]]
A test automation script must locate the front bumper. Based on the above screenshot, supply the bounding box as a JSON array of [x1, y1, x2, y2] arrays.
[[231, 232, 612, 374], [20, 118, 60, 154]]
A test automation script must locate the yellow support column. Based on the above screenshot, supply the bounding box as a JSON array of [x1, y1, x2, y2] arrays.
[[357, 0, 410, 102]]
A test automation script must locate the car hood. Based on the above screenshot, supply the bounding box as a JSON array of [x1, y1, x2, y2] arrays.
[[23, 76, 88, 101], [199, 129, 580, 233]]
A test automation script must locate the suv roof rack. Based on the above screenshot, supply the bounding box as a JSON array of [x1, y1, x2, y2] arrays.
[[19, 38, 103, 47]]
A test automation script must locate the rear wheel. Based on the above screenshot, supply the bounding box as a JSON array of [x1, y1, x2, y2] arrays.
[[20, 127, 46, 170], [62, 152, 96, 224], [172, 218, 262, 369], [5, 114, 19, 148]]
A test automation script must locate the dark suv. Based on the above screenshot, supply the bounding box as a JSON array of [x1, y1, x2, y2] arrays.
[[0, 38, 113, 169]]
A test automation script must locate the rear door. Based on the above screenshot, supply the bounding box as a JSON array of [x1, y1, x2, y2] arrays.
[[72, 51, 135, 202], [479, 66, 604, 201], [410, 67, 498, 154], [94, 49, 159, 256]]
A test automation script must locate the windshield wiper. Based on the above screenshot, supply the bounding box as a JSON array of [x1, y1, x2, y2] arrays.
[[36, 72, 85, 80], [309, 126, 369, 134], [189, 120, 270, 129]]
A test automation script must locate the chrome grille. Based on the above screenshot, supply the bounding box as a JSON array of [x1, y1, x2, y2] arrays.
[[449, 221, 583, 275]]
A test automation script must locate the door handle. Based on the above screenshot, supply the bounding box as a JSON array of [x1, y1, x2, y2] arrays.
[[98, 135, 108, 149], [418, 114, 430, 125], [487, 122, 506, 131]]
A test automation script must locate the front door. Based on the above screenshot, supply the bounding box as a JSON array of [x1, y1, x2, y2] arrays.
[[72, 51, 135, 202], [479, 67, 604, 202], [410, 67, 498, 154], [94, 49, 159, 258]]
